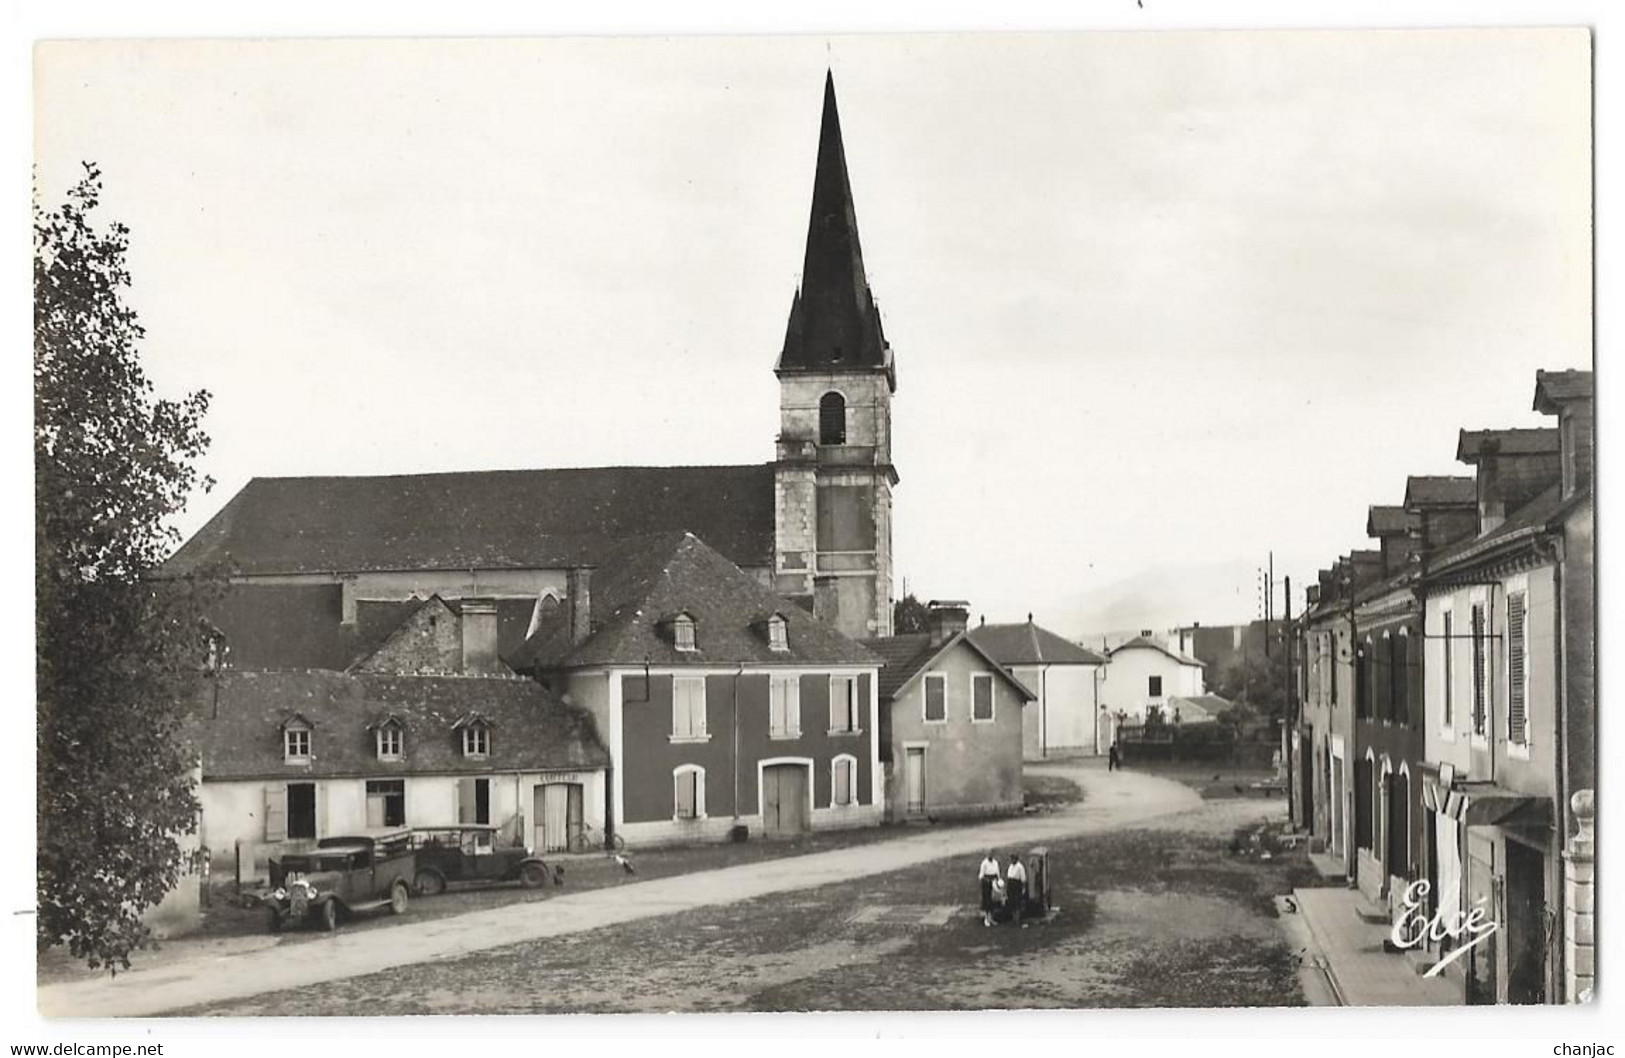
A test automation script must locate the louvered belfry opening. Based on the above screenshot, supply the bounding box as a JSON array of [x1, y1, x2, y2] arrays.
[[819, 391, 846, 445]]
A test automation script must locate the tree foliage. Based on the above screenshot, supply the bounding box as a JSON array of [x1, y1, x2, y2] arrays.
[[1212, 643, 1292, 726], [892, 593, 930, 635], [36, 164, 219, 970]]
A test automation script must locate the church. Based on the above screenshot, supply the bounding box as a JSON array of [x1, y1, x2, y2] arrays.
[[166, 72, 898, 644]]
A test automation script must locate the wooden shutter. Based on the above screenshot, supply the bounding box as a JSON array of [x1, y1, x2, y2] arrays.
[[1507, 593, 1527, 744], [264, 783, 288, 843], [925, 676, 946, 721], [458, 777, 477, 824], [973, 675, 993, 721], [770, 678, 786, 736], [1470, 604, 1487, 734], [835, 759, 852, 805]]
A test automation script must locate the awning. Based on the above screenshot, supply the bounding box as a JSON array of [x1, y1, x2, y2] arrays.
[[1437, 782, 1551, 828]]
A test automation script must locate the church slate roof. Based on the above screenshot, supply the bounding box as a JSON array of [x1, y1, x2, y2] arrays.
[[508, 531, 879, 671], [208, 584, 536, 672], [162, 464, 776, 577], [195, 669, 609, 782], [777, 72, 894, 387], [967, 622, 1108, 667]]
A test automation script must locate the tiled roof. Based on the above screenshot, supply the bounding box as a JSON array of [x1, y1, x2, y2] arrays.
[[859, 632, 1036, 702], [162, 465, 776, 577], [1533, 369, 1593, 411], [1424, 482, 1566, 576], [196, 670, 608, 782], [1107, 635, 1204, 667], [1404, 476, 1476, 507], [209, 585, 536, 673], [508, 532, 878, 671], [1366, 506, 1420, 537], [1168, 695, 1231, 722], [1456, 428, 1560, 461], [966, 622, 1107, 666]]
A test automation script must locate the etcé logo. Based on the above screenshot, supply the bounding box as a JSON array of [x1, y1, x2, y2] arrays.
[[1390, 879, 1498, 977]]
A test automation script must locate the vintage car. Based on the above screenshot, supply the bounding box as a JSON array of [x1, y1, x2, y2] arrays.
[[262, 828, 416, 932], [408, 825, 555, 895]]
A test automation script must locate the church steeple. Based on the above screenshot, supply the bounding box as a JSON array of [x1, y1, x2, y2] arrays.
[[778, 72, 894, 389]]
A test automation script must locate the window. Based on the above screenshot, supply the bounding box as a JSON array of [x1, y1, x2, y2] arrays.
[[830, 675, 861, 733], [1507, 591, 1528, 746], [365, 779, 406, 828], [819, 391, 846, 446], [1355, 642, 1371, 721], [672, 676, 708, 740], [832, 756, 856, 807], [768, 614, 789, 652], [284, 725, 311, 763], [770, 675, 801, 738], [1389, 633, 1408, 725], [673, 765, 705, 820], [924, 673, 947, 722], [674, 614, 697, 652], [462, 724, 490, 759], [1470, 603, 1488, 737], [1441, 610, 1454, 727], [1148, 675, 1163, 697], [286, 782, 317, 840], [376, 723, 403, 761], [971, 673, 995, 722]]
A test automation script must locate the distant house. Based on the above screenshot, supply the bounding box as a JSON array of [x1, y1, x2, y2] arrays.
[[863, 602, 1034, 821], [508, 531, 883, 846], [1102, 632, 1206, 725], [967, 618, 1108, 759]]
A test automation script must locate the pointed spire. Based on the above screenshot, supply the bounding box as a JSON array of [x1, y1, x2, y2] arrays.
[[778, 72, 893, 387]]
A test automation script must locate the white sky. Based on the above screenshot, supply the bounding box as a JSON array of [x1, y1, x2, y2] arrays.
[[32, 29, 1591, 637]]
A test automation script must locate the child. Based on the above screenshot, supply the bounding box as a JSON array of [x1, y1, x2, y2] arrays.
[[978, 850, 1002, 927]]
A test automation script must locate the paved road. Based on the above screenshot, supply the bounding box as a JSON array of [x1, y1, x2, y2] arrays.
[[40, 760, 1200, 1017]]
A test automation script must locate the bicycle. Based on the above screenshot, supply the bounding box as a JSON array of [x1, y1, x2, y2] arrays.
[[568, 824, 625, 854]]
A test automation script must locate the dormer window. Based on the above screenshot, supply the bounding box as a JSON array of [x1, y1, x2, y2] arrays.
[[463, 724, 490, 759], [281, 716, 312, 764], [375, 721, 404, 761], [674, 613, 697, 652], [768, 613, 789, 652]]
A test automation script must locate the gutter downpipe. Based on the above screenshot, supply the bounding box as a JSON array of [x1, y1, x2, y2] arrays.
[[1548, 532, 1568, 1001], [732, 662, 744, 833]]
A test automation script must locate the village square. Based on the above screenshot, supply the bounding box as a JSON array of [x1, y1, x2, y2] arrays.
[[32, 33, 1594, 1019]]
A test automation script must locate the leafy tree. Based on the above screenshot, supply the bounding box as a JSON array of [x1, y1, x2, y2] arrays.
[[36, 164, 219, 971], [893, 593, 930, 634], [1213, 643, 1292, 726]]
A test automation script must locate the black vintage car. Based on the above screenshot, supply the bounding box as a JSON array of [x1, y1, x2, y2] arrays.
[[262, 828, 416, 932], [409, 825, 555, 895]]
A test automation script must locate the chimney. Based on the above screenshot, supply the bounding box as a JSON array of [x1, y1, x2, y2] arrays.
[[566, 567, 595, 647], [1456, 428, 1561, 535], [1533, 369, 1594, 499], [459, 599, 500, 675], [926, 599, 970, 647], [1366, 505, 1421, 578], [1403, 475, 1479, 561]]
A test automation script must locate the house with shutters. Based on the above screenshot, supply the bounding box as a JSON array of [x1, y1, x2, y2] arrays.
[[507, 531, 883, 846], [862, 602, 1033, 821], [1416, 395, 1593, 1004], [965, 617, 1108, 760], [196, 668, 608, 881]]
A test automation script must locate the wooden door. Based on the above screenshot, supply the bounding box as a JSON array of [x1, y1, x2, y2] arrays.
[[762, 764, 809, 837], [905, 748, 926, 815], [539, 784, 571, 852]]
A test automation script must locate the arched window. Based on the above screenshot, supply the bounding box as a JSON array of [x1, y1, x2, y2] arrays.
[[831, 755, 858, 807], [819, 391, 847, 446], [673, 764, 706, 820]]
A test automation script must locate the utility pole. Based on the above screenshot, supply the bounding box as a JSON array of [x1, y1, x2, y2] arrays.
[[1266, 551, 1274, 657]]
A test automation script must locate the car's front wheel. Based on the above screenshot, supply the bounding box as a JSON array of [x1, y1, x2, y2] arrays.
[[389, 881, 410, 915], [318, 899, 339, 932], [520, 862, 549, 889], [415, 870, 446, 897]]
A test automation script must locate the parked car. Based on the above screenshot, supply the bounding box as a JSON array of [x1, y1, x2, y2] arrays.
[[262, 828, 416, 932], [409, 825, 556, 895]]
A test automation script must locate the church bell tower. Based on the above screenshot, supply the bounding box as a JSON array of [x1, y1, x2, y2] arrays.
[[773, 72, 897, 639]]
